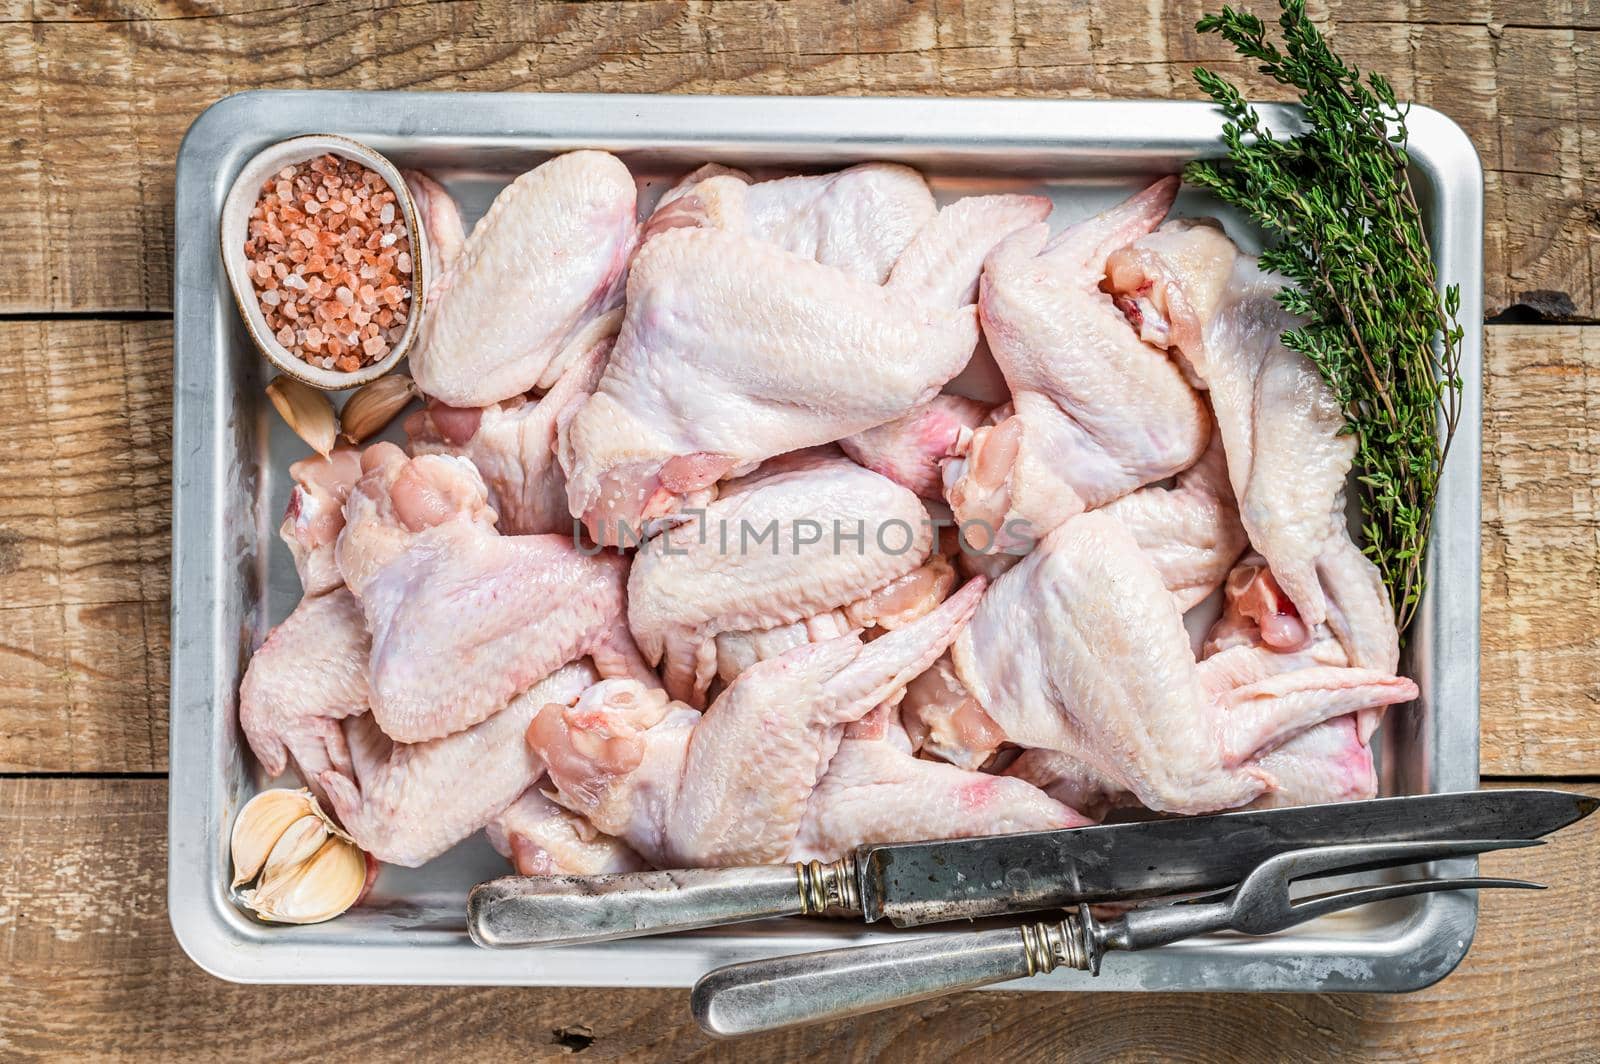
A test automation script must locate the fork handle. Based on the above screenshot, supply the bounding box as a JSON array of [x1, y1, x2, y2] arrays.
[[692, 917, 1090, 1037]]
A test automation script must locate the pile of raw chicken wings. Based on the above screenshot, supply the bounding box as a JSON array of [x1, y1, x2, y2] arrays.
[[241, 152, 1417, 880]]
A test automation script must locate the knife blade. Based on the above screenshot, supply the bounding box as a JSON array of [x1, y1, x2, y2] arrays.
[[466, 788, 1596, 947], [862, 787, 1597, 925]]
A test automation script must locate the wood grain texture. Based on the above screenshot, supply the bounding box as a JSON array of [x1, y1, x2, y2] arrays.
[[0, 777, 1594, 1061], [0, 0, 1595, 317], [0, 322, 1595, 774], [1481, 326, 1600, 775], [0, 320, 170, 773]]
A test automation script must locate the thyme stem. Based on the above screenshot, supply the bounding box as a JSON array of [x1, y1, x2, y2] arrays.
[[1186, 0, 1465, 637]]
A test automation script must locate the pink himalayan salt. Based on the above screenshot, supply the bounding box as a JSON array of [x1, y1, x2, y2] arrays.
[[242, 153, 413, 370]]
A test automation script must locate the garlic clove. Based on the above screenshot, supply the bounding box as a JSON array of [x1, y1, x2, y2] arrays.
[[267, 375, 337, 457], [230, 788, 317, 888], [259, 813, 331, 882], [339, 373, 418, 445], [230, 787, 369, 924], [241, 837, 369, 925]]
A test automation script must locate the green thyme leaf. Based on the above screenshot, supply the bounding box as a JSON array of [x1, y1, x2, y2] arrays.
[[1188, 0, 1465, 637]]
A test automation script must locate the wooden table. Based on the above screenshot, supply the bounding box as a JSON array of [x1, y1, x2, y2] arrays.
[[2, 1, 1597, 1059]]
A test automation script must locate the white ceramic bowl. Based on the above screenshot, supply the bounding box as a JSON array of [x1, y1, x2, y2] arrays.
[[220, 134, 428, 390]]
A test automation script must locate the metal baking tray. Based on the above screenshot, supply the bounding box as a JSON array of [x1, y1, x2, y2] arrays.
[[170, 91, 1482, 988]]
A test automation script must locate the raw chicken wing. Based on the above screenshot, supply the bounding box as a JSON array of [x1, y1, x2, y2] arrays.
[[789, 707, 1087, 861], [487, 787, 647, 876], [409, 151, 636, 407], [319, 662, 598, 866], [643, 162, 935, 283], [952, 511, 1416, 813], [238, 587, 369, 800], [1105, 218, 1398, 670], [530, 581, 983, 866], [560, 227, 980, 541], [627, 451, 949, 705], [336, 444, 649, 742], [945, 178, 1209, 553], [1004, 574, 1380, 818]]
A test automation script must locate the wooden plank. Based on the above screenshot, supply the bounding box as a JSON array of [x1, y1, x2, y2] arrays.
[[0, 1, 1594, 317], [0, 777, 1594, 1060], [0, 601, 166, 774], [0, 321, 1595, 774], [1481, 326, 1600, 775], [0, 320, 169, 773]]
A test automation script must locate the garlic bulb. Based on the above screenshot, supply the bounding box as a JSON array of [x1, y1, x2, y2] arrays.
[[230, 788, 368, 924]]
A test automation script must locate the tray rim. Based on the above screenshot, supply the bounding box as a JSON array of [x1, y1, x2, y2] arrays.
[[169, 89, 1483, 990]]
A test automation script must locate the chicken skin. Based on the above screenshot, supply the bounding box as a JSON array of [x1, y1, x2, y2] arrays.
[[279, 447, 364, 597], [409, 151, 636, 407], [789, 707, 1086, 862], [1003, 748, 1128, 823], [400, 169, 466, 310], [838, 394, 993, 500], [627, 451, 949, 706], [642, 162, 936, 283], [1099, 422, 1247, 612], [560, 227, 981, 542], [486, 787, 647, 877], [406, 325, 616, 536], [904, 430, 1242, 774], [238, 587, 370, 803], [1005, 563, 1382, 819], [335, 443, 649, 742], [320, 661, 597, 867], [952, 511, 1416, 814], [945, 177, 1209, 554], [562, 191, 1047, 542], [899, 651, 1006, 771], [1105, 218, 1398, 672], [529, 581, 982, 867]]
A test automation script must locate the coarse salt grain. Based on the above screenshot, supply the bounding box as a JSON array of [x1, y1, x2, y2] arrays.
[[242, 152, 413, 371]]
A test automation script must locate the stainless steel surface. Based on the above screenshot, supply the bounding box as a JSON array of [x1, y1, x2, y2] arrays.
[[693, 840, 1547, 1035], [469, 860, 857, 949], [169, 90, 1484, 988], [467, 790, 1594, 947]]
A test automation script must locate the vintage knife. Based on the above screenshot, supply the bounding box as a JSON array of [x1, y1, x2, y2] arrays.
[[467, 788, 1597, 948]]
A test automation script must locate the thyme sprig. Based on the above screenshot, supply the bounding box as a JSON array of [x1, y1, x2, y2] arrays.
[[1185, 0, 1464, 636]]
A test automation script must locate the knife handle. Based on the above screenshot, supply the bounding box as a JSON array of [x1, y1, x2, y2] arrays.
[[467, 858, 860, 948], [692, 915, 1093, 1037]]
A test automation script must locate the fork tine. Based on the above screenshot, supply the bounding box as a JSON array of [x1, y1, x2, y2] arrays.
[[1260, 837, 1544, 883], [1285, 877, 1545, 924]]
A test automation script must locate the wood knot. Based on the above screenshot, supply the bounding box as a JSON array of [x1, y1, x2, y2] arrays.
[[551, 1025, 595, 1053]]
